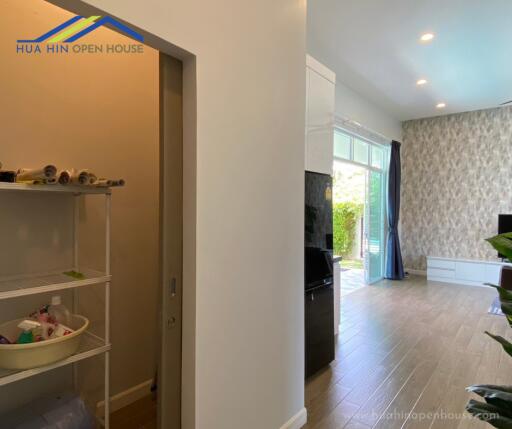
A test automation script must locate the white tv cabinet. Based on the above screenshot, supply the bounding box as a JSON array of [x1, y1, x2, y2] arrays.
[[427, 256, 512, 287]]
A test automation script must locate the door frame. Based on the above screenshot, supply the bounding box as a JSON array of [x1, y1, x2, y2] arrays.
[[364, 168, 387, 284], [333, 128, 389, 284], [159, 53, 184, 429]]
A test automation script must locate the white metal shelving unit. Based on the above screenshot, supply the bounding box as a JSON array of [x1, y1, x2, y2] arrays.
[[0, 182, 113, 428]]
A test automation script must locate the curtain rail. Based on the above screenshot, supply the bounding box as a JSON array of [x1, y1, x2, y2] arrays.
[[334, 116, 392, 146]]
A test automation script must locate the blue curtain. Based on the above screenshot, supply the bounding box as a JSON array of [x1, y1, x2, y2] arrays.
[[385, 141, 405, 280]]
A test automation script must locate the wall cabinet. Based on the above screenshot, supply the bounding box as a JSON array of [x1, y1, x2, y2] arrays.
[[305, 284, 335, 378], [306, 56, 335, 176]]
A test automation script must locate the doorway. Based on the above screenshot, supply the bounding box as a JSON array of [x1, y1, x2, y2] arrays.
[[333, 161, 365, 294], [333, 129, 388, 293]]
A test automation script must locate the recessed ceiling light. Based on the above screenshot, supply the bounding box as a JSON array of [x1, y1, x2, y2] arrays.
[[416, 79, 428, 86], [420, 33, 435, 42], [436, 102, 446, 109]]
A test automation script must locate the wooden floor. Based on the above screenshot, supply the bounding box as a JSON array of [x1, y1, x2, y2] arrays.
[[110, 395, 157, 429], [304, 275, 510, 429]]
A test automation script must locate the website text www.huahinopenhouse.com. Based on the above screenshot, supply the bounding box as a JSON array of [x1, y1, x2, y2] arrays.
[[346, 409, 498, 423]]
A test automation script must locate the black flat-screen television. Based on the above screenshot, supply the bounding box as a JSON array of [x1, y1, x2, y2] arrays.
[[498, 214, 512, 258]]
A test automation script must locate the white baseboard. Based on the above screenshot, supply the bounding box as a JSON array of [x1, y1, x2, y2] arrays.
[[97, 378, 153, 416], [405, 268, 427, 276], [428, 276, 488, 288], [280, 408, 307, 429]]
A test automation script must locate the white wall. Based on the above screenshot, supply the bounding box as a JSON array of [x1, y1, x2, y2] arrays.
[[336, 80, 402, 141], [51, 1, 307, 429]]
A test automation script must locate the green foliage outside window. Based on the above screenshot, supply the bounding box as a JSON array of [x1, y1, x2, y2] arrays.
[[333, 202, 363, 257]]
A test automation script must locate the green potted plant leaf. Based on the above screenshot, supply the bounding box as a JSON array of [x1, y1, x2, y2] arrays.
[[466, 233, 512, 428]]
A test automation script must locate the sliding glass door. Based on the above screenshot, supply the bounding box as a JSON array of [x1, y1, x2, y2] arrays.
[[365, 169, 385, 283], [334, 129, 388, 285]]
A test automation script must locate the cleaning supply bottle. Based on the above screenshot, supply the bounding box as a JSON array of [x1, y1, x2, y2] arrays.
[[17, 320, 41, 344], [48, 295, 72, 327], [50, 323, 74, 339], [34, 312, 53, 340]]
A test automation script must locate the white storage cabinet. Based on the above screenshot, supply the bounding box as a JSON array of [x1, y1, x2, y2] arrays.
[[306, 55, 336, 176]]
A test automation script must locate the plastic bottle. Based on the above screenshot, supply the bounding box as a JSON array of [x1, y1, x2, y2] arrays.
[[50, 324, 74, 339], [48, 296, 72, 327], [33, 312, 52, 340], [17, 320, 41, 344]]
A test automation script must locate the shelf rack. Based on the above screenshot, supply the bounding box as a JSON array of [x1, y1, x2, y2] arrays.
[[0, 332, 110, 386], [0, 182, 113, 428], [0, 182, 110, 194], [0, 268, 111, 300]]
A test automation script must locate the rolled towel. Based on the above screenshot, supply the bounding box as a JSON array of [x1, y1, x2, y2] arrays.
[[69, 169, 90, 185], [94, 178, 113, 187], [17, 165, 57, 181], [87, 171, 98, 185], [76, 169, 96, 185], [0, 171, 16, 183], [0, 162, 16, 182], [94, 178, 125, 188], [57, 171, 70, 185], [111, 179, 125, 187]]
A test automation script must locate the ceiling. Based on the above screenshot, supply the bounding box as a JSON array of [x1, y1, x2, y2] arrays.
[[307, 0, 512, 121]]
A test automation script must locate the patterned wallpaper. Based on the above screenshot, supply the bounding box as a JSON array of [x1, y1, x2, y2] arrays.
[[401, 106, 512, 270]]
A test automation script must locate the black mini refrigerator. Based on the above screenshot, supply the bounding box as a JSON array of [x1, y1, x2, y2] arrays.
[[305, 171, 335, 378]]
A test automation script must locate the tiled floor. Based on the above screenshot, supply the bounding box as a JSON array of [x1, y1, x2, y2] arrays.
[[340, 269, 367, 296], [305, 275, 507, 429]]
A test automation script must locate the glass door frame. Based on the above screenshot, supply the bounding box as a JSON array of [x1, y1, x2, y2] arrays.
[[365, 168, 387, 284], [333, 127, 390, 284]]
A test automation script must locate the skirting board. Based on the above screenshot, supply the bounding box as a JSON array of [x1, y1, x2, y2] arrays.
[[280, 408, 307, 429], [428, 276, 488, 288], [96, 378, 153, 416]]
